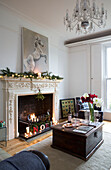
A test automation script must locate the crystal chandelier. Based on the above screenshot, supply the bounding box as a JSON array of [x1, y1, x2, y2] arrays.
[[64, 0, 107, 34]]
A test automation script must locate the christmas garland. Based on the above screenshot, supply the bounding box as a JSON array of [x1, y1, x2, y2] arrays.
[[0, 67, 63, 80]]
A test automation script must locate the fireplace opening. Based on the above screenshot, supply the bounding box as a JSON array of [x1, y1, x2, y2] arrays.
[[18, 94, 53, 139]]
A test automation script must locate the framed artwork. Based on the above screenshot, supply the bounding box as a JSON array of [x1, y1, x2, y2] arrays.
[[22, 27, 49, 73], [60, 98, 75, 119]]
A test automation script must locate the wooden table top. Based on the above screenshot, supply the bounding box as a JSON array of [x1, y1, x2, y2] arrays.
[[52, 120, 104, 137]]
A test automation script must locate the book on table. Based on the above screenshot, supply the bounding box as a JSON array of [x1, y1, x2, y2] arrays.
[[73, 126, 94, 134]]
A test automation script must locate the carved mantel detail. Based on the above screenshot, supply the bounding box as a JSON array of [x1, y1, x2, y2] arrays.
[[8, 92, 14, 122], [8, 82, 31, 89], [6, 79, 60, 91], [32, 82, 57, 91]]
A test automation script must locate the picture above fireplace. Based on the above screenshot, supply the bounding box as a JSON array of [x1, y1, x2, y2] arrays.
[[22, 27, 49, 73]]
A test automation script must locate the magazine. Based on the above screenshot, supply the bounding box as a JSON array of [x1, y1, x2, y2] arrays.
[[73, 126, 94, 134]]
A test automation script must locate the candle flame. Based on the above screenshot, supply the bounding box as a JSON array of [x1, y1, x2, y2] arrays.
[[30, 113, 37, 122], [52, 117, 58, 125]]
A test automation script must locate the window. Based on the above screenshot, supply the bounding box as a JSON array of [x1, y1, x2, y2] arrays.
[[105, 47, 111, 110]]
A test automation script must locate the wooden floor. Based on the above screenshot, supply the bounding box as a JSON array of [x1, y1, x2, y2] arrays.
[[0, 131, 52, 156], [0, 120, 111, 156]]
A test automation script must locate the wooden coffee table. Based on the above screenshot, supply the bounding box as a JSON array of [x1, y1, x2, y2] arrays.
[[51, 121, 104, 161]]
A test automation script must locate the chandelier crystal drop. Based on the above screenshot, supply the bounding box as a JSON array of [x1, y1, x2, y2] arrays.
[[64, 0, 107, 34]]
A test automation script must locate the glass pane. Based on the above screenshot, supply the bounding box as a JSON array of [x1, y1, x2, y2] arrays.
[[107, 80, 111, 109], [106, 48, 111, 78]]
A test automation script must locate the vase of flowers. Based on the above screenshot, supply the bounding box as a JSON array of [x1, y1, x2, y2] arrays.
[[81, 93, 103, 122]]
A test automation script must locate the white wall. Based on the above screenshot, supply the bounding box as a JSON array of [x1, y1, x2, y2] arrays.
[[0, 4, 69, 120], [68, 43, 102, 98], [68, 45, 90, 98], [90, 44, 102, 97]]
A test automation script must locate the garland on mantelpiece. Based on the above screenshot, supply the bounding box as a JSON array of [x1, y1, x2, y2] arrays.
[[0, 67, 63, 80]]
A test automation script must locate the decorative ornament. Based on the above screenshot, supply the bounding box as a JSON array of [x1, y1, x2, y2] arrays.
[[33, 126, 38, 133], [40, 124, 45, 131], [35, 89, 45, 101]]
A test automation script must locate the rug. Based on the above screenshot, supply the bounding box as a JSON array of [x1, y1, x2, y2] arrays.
[[0, 148, 11, 161], [25, 132, 111, 170]]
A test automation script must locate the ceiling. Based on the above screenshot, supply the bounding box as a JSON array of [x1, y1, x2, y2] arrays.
[[0, 0, 111, 41]]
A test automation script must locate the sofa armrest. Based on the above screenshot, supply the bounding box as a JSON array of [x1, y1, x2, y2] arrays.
[[0, 150, 50, 170], [29, 150, 50, 170]]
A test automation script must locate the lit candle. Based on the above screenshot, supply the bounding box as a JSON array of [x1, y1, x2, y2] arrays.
[[55, 120, 58, 125], [38, 72, 41, 78], [24, 133, 28, 138], [26, 127, 29, 133], [0, 75, 3, 78], [30, 132, 32, 136], [37, 118, 39, 122], [12, 74, 14, 78], [34, 131, 37, 135]]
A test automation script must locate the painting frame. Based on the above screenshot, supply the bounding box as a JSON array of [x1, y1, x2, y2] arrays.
[[22, 27, 49, 73], [60, 98, 76, 119]]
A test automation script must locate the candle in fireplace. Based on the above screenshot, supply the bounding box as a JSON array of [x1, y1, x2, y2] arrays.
[[30, 132, 32, 136], [36, 118, 39, 122], [24, 133, 28, 138], [26, 127, 29, 133], [34, 131, 37, 135], [52, 117, 58, 125], [30, 113, 37, 122]]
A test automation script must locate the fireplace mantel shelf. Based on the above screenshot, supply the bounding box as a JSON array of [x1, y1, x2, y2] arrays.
[[1, 77, 62, 83]]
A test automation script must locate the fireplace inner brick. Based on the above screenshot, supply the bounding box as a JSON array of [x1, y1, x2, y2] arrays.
[[18, 94, 53, 139]]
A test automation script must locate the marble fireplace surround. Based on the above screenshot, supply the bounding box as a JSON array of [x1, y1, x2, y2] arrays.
[[1, 78, 61, 140]]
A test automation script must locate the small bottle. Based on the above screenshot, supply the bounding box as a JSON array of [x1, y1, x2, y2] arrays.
[[68, 106, 72, 123]]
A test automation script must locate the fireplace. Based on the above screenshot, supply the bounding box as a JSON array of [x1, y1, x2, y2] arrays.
[[0, 78, 61, 140], [18, 94, 53, 139]]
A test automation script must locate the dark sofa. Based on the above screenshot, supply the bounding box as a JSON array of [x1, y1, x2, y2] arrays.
[[0, 150, 50, 170]]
